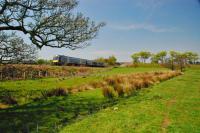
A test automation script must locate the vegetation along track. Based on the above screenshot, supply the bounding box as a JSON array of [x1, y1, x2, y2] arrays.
[[0, 68, 184, 133]]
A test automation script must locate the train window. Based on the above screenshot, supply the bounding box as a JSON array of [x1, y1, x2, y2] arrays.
[[53, 56, 60, 60]]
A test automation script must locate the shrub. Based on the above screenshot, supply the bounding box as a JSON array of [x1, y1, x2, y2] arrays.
[[102, 86, 118, 99]]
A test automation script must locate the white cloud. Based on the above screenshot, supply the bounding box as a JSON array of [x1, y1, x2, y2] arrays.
[[110, 23, 177, 33]]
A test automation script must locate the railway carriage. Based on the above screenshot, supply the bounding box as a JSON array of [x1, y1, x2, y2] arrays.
[[53, 55, 105, 67]]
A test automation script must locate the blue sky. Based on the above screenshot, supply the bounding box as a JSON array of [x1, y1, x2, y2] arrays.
[[39, 0, 200, 62]]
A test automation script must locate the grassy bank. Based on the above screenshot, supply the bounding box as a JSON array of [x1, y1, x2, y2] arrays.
[[0, 67, 169, 132], [61, 68, 200, 133], [0, 67, 167, 104], [1, 67, 199, 133]]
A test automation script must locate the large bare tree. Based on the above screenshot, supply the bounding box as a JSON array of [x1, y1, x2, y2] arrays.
[[0, 0, 104, 49]]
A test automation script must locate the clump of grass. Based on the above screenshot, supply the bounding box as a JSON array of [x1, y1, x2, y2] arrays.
[[131, 79, 144, 90], [42, 87, 68, 98], [90, 81, 108, 88], [102, 86, 118, 99], [78, 85, 94, 92], [113, 83, 125, 97], [102, 71, 182, 99], [0, 103, 9, 109], [1, 93, 18, 105], [123, 82, 135, 96]]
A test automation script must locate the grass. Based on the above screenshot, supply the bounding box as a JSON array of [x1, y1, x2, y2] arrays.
[[60, 68, 200, 133], [102, 71, 182, 98], [1, 66, 199, 132], [0, 67, 167, 104]]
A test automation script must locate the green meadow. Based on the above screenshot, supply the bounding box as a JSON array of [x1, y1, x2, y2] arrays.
[[0, 67, 167, 104], [61, 68, 200, 133], [0, 67, 200, 133]]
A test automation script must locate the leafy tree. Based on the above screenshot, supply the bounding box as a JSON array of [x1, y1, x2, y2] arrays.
[[138, 51, 151, 63], [168, 51, 198, 71], [107, 55, 117, 65], [0, 0, 105, 49], [176, 52, 186, 72], [156, 51, 167, 64], [184, 52, 199, 64], [95, 57, 105, 63], [95, 56, 117, 66], [0, 34, 38, 63], [169, 50, 179, 70], [151, 54, 160, 64], [131, 53, 140, 63]]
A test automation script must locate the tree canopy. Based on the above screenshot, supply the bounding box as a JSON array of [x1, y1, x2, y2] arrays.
[[0, 33, 38, 63], [95, 56, 117, 66], [0, 0, 105, 49]]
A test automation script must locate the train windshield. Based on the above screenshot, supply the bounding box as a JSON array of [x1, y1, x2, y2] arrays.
[[53, 56, 60, 60]]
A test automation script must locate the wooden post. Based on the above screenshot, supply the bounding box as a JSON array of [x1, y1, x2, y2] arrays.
[[39, 71, 41, 77], [23, 72, 26, 79]]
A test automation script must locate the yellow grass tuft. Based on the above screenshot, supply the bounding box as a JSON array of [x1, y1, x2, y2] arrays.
[[102, 86, 118, 99]]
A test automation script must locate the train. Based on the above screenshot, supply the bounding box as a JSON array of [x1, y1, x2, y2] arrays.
[[52, 55, 105, 67]]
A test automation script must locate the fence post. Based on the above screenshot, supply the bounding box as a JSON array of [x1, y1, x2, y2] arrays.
[[0, 72, 2, 80]]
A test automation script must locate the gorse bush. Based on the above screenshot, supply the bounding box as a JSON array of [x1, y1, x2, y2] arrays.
[[102, 71, 183, 99]]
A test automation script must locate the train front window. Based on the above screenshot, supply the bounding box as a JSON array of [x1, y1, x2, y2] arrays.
[[53, 56, 60, 63]]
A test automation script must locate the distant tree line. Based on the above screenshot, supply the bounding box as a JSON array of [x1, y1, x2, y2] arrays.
[[95, 56, 117, 66], [131, 51, 199, 71]]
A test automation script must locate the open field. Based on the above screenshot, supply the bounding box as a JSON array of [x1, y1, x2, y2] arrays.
[[0, 66, 200, 133], [0, 67, 167, 105], [61, 68, 200, 133]]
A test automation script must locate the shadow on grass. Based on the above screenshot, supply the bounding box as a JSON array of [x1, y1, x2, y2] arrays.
[[0, 90, 119, 133]]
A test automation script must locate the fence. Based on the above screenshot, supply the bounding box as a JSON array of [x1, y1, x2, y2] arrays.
[[0, 64, 97, 80]]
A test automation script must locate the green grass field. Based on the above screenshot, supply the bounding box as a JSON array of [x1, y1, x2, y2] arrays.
[[61, 68, 200, 133], [0, 67, 200, 133], [0, 67, 167, 104]]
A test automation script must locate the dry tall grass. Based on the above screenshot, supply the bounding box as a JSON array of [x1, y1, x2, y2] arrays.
[[53, 71, 182, 99], [102, 71, 183, 99]]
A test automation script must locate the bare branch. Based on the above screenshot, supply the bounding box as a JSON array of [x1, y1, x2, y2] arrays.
[[0, 0, 105, 49]]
